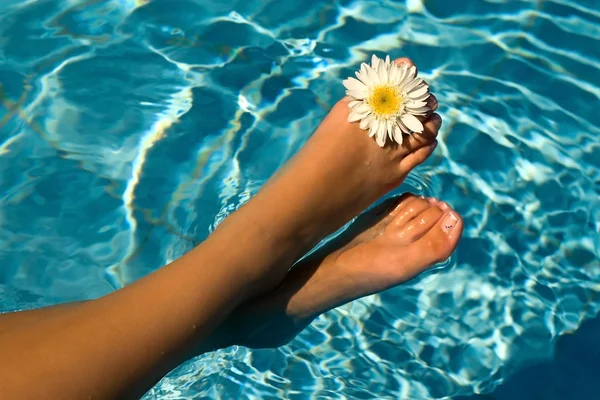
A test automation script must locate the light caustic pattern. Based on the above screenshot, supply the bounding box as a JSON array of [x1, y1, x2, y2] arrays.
[[0, 0, 599, 399]]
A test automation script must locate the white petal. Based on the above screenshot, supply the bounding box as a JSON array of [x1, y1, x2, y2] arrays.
[[379, 64, 387, 82], [354, 103, 371, 114], [407, 100, 428, 108], [356, 70, 372, 87], [409, 93, 430, 102], [348, 100, 362, 109], [389, 65, 398, 83], [370, 118, 380, 138], [408, 85, 429, 99], [406, 106, 430, 115], [360, 63, 369, 81], [404, 78, 425, 93], [390, 122, 402, 144], [397, 64, 409, 84], [366, 64, 380, 85], [409, 81, 428, 92], [408, 65, 417, 79], [386, 119, 393, 140], [393, 123, 403, 144], [361, 114, 374, 131], [348, 110, 368, 122], [347, 89, 368, 100], [376, 125, 386, 147], [397, 119, 410, 134], [371, 54, 380, 69], [397, 67, 413, 88], [343, 77, 367, 92], [401, 113, 424, 132], [378, 122, 387, 139]]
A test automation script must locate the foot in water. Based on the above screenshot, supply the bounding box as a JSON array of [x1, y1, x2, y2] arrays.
[[209, 193, 463, 349], [225, 57, 442, 294]]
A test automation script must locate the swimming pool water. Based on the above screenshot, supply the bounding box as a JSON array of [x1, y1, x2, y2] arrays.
[[1, 0, 599, 398]]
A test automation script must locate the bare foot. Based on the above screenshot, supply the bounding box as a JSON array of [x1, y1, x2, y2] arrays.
[[222, 58, 442, 293], [288, 193, 464, 319], [261, 58, 440, 236], [210, 194, 462, 349]]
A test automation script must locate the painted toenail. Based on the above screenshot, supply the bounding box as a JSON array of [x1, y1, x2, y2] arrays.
[[442, 212, 458, 233]]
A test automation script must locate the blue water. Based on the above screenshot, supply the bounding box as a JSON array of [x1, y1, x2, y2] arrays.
[[1, 0, 599, 398]]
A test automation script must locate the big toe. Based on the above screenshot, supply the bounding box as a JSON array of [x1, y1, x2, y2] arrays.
[[397, 114, 442, 174], [391, 207, 463, 281], [418, 209, 463, 263], [388, 198, 447, 243]]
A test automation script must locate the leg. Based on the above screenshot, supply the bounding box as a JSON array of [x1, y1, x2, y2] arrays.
[[0, 194, 462, 352], [204, 194, 463, 350], [0, 58, 441, 400]]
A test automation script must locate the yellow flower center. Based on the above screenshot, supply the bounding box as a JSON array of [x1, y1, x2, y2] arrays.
[[368, 86, 404, 118]]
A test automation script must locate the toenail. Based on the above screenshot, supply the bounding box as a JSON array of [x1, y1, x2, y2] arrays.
[[427, 198, 438, 204], [441, 212, 458, 233], [439, 202, 450, 211]]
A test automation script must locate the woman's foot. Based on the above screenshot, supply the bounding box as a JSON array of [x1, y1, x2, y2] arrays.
[[211, 194, 462, 349], [288, 194, 463, 319], [215, 57, 442, 295]]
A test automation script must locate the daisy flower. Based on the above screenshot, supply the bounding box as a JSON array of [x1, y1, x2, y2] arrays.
[[343, 55, 430, 147]]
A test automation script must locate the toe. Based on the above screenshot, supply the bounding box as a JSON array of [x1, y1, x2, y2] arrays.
[[416, 94, 438, 122], [398, 140, 438, 175], [416, 209, 464, 263], [387, 196, 433, 231], [402, 113, 442, 151], [394, 57, 415, 70], [387, 208, 463, 282], [391, 202, 446, 242], [427, 94, 438, 112], [388, 193, 419, 217]]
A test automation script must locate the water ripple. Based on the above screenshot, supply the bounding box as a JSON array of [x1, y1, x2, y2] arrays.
[[0, 0, 599, 399]]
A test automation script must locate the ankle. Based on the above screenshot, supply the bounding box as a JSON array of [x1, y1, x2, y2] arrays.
[[207, 205, 310, 299]]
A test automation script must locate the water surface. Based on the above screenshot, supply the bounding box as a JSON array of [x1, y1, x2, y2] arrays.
[[0, 0, 599, 398]]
